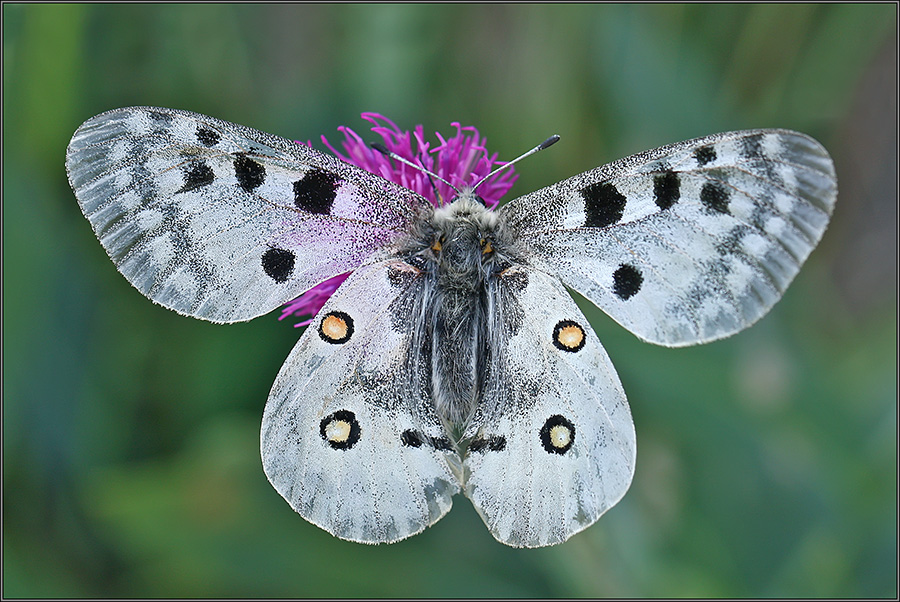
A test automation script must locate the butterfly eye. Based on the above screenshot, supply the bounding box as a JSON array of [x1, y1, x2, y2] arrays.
[[552, 320, 586, 352], [320, 410, 361, 450], [540, 415, 576, 455]]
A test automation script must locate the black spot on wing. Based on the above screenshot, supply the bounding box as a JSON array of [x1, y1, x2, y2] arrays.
[[177, 162, 215, 193], [401, 430, 423, 447], [582, 182, 626, 228], [261, 248, 295, 283], [653, 171, 680, 210], [430, 436, 454, 451], [147, 110, 172, 123], [196, 126, 221, 147], [613, 263, 643, 300], [234, 154, 266, 192], [740, 133, 764, 159], [293, 169, 340, 215], [401, 430, 454, 451], [469, 435, 507, 453], [694, 145, 717, 166], [700, 181, 730, 214]]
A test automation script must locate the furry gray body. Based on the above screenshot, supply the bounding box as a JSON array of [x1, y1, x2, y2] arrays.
[[396, 193, 519, 429]]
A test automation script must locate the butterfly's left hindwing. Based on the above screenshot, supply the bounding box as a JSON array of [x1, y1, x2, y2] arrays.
[[261, 258, 461, 544], [462, 266, 636, 548]]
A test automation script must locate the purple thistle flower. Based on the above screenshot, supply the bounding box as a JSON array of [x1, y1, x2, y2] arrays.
[[279, 272, 348, 327], [279, 113, 518, 327]]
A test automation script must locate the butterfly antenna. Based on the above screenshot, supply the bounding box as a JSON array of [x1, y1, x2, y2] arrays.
[[371, 143, 460, 202], [472, 134, 560, 193]]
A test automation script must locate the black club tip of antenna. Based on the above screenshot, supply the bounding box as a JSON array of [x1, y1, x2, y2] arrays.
[[539, 135, 561, 150]]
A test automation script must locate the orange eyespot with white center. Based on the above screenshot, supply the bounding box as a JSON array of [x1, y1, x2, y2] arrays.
[[318, 311, 354, 344], [552, 320, 585, 352]]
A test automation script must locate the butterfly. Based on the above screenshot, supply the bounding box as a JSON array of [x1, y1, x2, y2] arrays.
[[66, 107, 836, 547]]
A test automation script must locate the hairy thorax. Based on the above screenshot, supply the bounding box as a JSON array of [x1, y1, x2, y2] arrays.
[[395, 192, 521, 429]]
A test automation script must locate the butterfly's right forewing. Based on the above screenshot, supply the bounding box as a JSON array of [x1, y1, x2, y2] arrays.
[[66, 107, 430, 323], [500, 130, 836, 346]]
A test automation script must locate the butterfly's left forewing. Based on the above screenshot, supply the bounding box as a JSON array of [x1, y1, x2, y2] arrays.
[[66, 107, 430, 323], [462, 266, 636, 548], [261, 257, 461, 544]]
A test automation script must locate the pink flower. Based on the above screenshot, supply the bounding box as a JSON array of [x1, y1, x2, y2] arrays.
[[279, 113, 518, 327], [279, 273, 348, 327]]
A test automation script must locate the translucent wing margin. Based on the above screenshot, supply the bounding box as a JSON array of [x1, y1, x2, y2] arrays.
[[66, 106, 431, 323], [500, 130, 836, 346]]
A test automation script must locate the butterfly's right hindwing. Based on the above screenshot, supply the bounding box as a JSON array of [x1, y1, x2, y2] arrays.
[[66, 107, 430, 323], [462, 266, 636, 548], [261, 258, 461, 544]]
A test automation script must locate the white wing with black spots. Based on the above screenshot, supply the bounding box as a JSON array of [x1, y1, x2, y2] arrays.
[[261, 257, 461, 544], [66, 106, 431, 323], [461, 266, 635, 548], [68, 108, 837, 548], [500, 129, 836, 346]]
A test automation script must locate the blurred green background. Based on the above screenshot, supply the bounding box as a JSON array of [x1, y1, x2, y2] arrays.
[[3, 4, 896, 597]]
